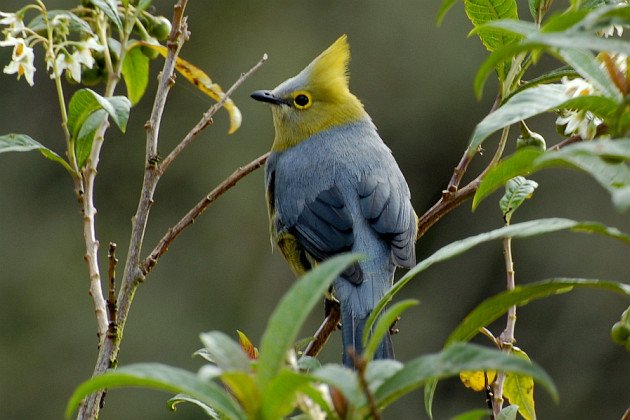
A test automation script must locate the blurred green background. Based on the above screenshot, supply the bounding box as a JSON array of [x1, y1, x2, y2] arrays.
[[1, 1, 629, 418]]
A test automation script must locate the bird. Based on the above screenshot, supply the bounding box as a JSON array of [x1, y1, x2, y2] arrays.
[[251, 34, 417, 367]]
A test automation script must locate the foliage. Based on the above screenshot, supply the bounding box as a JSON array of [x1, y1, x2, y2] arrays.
[[0, 0, 629, 418]]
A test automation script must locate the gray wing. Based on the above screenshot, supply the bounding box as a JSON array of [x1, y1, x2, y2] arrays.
[[290, 186, 362, 283], [358, 175, 417, 268]]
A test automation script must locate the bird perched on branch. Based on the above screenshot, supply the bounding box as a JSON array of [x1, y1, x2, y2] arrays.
[[251, 35, 417, 367]]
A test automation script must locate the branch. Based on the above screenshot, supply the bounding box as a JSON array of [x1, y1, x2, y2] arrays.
[[142, 152, 270, 274], [158, 53, 268, 175], [304, 301, 341, 357]]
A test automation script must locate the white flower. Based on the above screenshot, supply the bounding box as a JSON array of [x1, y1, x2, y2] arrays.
[[71, 37, 104, 71], [560, 76, 595, 98], [2, 36, 35, 86], [600, 24, 624, 38], [54, 52, 82, 82], [556, 110, 602, 140], [0, 11, 25, 36]]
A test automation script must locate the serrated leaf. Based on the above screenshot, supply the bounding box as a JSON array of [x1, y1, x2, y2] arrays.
[[363, 299, 419, 361], [464, 0, 520, 52], [75, 109, 107, 169], [446, 278, 630, 347], [500, 176, 538, 223], [122, 46, 150, 106], [141, 42, 242, 134], [88, 0, 122, 31], [459, 369, 496, 392], [497, 404, 519, 420], [65, 363, 244, 419], [256, 254, 361, 390], [0, 133, 72, 173], [200, 331, 251, 372], [374, 343, 557, 408], [167, 394, 220, 418], [504, 348, 536, 420]]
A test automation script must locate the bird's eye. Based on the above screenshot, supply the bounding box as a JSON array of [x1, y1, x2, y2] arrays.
[[293, 92, 312, 109]]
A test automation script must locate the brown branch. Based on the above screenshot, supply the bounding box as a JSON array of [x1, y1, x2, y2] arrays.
[[107, 242, 118, 330], [142, 152, 270, 275], [351, 350, 381, 420], [158, 53, 268, 175], [304, 302, 341, 357]]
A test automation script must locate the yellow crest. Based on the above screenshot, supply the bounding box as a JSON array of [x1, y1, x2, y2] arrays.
[[305, 34, 351, 97]]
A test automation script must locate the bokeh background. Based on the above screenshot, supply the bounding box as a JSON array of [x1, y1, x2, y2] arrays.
[[1, 0, 629, 418]]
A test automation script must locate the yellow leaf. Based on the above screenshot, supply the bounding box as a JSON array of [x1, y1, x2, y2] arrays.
[[460, 370, 497, 392], [141, 42, 242, 134], [237, 329, 259, 360], [504, 347, 536, 420]]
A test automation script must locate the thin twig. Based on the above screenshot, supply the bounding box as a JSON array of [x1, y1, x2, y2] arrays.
[[107, 242, 118, 329], [77, 3, 189, 419], [158, 53, 268, 175], [304, 302, 341, 357], [142, 152, 270, 274]]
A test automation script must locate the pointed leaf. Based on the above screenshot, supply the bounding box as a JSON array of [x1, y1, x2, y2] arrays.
[[363, 299, 419, 361], [87, 0, 122, 31], [558, 48, 621, 100], [122, 46, 150, 106], [65, 363, 244, 419], [200, 331, 251, 372], [237, 330, 259, 360], [504, 348, 536, 420], [374, 218, 630, 324], [260, 369, 314, 419], [374, 343, 557, 408], [0, 133, 72, 173], [464, 0, 520, 52], [446, 278, 630, 347], [167, 394, 220, 418], [67, 89, 128, 141], [500, 176, 538, 223], [256, 254, 361, 389], [468, 84, 569, 155], [106, 96, 131, 133], [437, 0, 462, 25]]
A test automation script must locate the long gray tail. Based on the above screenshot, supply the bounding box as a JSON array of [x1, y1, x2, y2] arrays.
[[340, 307, 394, 368]]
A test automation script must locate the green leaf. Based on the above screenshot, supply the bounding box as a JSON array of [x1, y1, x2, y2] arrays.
[[220, 371, 260, 414], [474, 147, 543, 210], [373, 218, 630, 323], [445, 278, 630, 347], [496, 404, 519, 420], [313, 364, 363, 406], [75, 110, 107, 169], [256, 254, 361, 390], [362, 299, 419, 361], [468, 84, 568, 155], [28, 10, 94, 34], [260, 369, 314, 419], [451, 408, 492, 420], [199, 331, 251, 372], [0, 133, 73, 173], [500, 176, 538, 223], [67, 89, 129, 141], [558, 48, 621, 100], [504, 348, 536, 420], [437, 0, 461, 25], [365, 359, 404, 391], [122, 46, 150, 106], [464, 0, 520, 52], [65, 363, 244, 419], [167, 394, 220, 418], [88, 0, 123, 31], [374, 343, 557, 408]]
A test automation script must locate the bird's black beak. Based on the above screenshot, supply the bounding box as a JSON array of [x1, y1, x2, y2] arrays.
[[250, 90, 288, 106]]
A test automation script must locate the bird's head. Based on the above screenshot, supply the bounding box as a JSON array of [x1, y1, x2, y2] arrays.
[[251, 34, 367, 151]]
